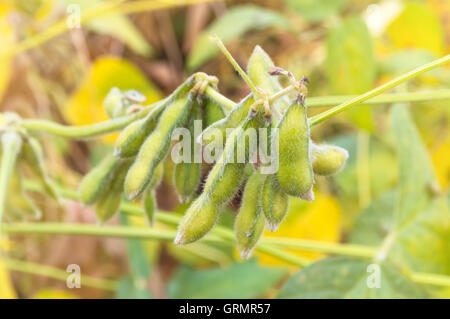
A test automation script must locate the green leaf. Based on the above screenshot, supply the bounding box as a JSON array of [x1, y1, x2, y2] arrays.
[[167, 259, 286, 298], [60, 0, 153, 56], [387, 104, 449, 274], [116, 276, 153, 299], [117, 214, 153, 299], [285, 0, 347, 22], [325, 16, 376, 131], [349, 106, 450, 275], [348, 190, 396, 246], [277, 256, 427, 299], [187, 5, 291, 70]]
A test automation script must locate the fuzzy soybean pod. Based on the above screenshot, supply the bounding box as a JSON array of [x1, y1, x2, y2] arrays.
[[175, 119, 256, 245], [114, 81, 194, 158], [261, 175, 289, 231], [247, 46, 290, 110], [311, 143, 349, 176], [174, 104, 203, 203], [21, 137, 60, 201], [142, 163, 164, 226], [125, 93, 193, 200], [199, 93, 254, 145], [235, 171, 266, 259], [79, 154, 120, 205], [275, 100, 314, 200], [203, 97, 226, 127], [94, 159, 132, 224]]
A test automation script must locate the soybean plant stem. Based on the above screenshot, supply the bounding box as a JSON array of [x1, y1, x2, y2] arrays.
[[309, 54, 450, 126], [211, 36, 259, 95]]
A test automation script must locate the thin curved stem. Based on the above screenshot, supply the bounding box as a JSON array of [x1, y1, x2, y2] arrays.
[[309, 54, 450, 126]]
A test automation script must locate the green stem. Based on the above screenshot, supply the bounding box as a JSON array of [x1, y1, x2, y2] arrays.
[[1, 258, 117, 291], [21, 102, 158, 139], [0, 133, 22, 236], [309, 54, 450, 126], [20, 88, 450, 139], [3, 222, 450, 287], [211, 36, 259, 94], [307, 89, 450, 108], [261, 237, 377, 259], [204, 86, 236, 111]]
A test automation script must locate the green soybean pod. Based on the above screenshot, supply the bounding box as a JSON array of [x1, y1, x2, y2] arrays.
[[143, 188, 156, 226], [125, 94, 193, 200], [114, 81, 195, 158], [79, 154, 120, 205], [235, 171, 266, 259], [247, 45, 290, 110], [261, 175, 289, 231], [94, 159, 131, 224], [0, 132, 23, 222], [21, 137, 60, 201], [103, 87, 124, 119], [175, 120, 257, 245], [174, 103, 203, 202], [311, 143, 349, 176], [203, 97, 226, 128], [199, 93, 255, 145], [275, 100, 314, 199]]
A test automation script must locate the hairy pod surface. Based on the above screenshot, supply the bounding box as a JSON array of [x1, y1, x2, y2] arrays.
[[235, 171, 266, 259], [203, 97, 226, 128], [174, 196, 218, 245], [175, 119, 259, 246], [78, 154, 120, 205], [21, 137, 59, 201], [311, 143, 349, 176], [95, 158, 132, 223], [114, 81, 194, 158], [275, 100, 314, 198], [125, 94, 193, 200], [174, 103, 202, 202], [261, 175, 289, 231], [247, 45, 290, 110], [143, 188, 156, 226], [199, 94, 254, 145], [103, 87, 125, 118]]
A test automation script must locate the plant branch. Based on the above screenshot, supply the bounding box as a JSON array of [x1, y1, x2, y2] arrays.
[[309, 54, 450, 126], [1, 258, 117, 291]]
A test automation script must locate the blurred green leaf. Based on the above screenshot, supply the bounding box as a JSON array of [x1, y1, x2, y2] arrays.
[[349, 106, 449, 275], [116, 276, 152, 299], [285, 0, 347, 22], [116, 215, 153, 299], [388, 104, 449, 274], [167, 259, 286, 298], [380, 49, 438, 76], [277, 256, 427, 299], [60, 0, 153, 56], [349, 190, 396, 246], [326, 16, 376, 131], [187, 5, 291, 70]]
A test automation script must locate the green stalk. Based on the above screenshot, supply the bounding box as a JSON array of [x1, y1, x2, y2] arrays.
[[309, 54, 450, 126], [1, 258, 117, 291], [0, 133, 22, 235]]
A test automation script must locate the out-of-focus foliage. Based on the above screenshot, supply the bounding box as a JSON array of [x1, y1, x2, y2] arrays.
[[187, 5, 291, 70], [285, 0, 347, 22], [64, 57, 161, 142], [277, 256, 427, 299], [0, 259, 17, 299], [60, 0, 154, 56], [167, 259, 286, 299], [0, 3, 14, 102]]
